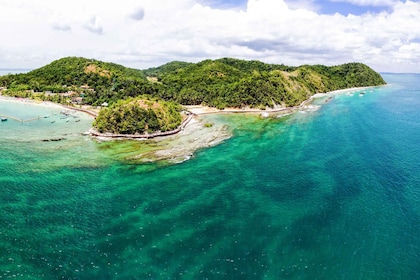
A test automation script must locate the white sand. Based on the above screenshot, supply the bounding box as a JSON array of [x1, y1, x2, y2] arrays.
[[312, 86, 371, 98]]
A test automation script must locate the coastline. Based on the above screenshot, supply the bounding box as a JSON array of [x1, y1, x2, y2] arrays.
[[0, 85, 376, 163], [185, 86, 374, 116], [1, 84, 372, 133], [101, 85, 373, 163], [131, 115, 232, 163], [0, 95, 230, 162], [0, 95, 98, 118], [92, 114, 232, 163], [311, 86, 372, 98], [0, 95, 67, 110], [89, 113, 194, 139]]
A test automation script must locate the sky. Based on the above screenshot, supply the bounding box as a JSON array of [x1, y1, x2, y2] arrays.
[[0, 0, 419, 73]]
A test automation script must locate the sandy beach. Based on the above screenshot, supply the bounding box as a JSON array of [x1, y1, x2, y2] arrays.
[[0, 95, 67, 110], [185, 96, 320, 117], [0, 86, 374, 163], [0, 95, 231, 163], [311, 86, 372, 98], [0, 95, 100, 119]]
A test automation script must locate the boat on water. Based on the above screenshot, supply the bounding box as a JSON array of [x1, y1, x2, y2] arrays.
[[1, 118, 7, 122], [325, 96, 334, 103], [359, 92, 366, 96]]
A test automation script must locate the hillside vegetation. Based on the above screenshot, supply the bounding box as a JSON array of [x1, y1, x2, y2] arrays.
[[93, 96, 182, 135], [0, 56, 386, 134], [0, 57, 152, 105], [151, 58, 386, 108]]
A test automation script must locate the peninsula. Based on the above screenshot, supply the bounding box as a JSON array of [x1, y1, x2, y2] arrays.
[[0, 57, 386, 137]]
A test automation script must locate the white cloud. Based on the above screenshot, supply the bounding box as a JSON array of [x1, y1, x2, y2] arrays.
[[51, 23, 72, 32], [0, 0, 419, 73], [129, 7, 145, 21], [83, 16, 104, 35]]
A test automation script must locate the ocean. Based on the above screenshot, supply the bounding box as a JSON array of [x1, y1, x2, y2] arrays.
[[0, 73, 418, 279]]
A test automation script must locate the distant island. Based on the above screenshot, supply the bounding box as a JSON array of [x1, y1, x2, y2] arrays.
[[0, 57, 386, 135]]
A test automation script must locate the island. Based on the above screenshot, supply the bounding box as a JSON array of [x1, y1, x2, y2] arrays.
[[0, 57, 386, 137]]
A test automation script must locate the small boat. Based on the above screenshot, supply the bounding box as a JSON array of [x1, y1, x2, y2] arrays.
[[51, 120, 56, 123], [325, 96, 333, 103], [359, 92, 366, 96], [1, 118, 7, 122], [75, 119, 80, 122]]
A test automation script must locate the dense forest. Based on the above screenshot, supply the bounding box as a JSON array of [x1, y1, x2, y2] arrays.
[[0, 56, 386, 134], [152, 59, 385, 108], [93, 96, 182, 135], [0, 57, 153, 106]]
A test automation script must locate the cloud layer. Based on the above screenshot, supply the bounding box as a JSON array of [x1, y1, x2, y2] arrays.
[[0, 0, 419, 73]]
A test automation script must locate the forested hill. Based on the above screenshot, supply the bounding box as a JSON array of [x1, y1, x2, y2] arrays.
[[149, 58, 386, 108], [0, 57, 152, 105], [0, 57, 386, 109]]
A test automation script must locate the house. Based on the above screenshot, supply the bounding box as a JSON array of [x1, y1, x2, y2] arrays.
[[59, 92, 74, 97], [72, 97, 84, 104], [45, 91, 56, 96]]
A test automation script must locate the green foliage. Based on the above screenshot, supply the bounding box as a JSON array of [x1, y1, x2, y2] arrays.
[[0, 57, 155, 106], [215, 57, 295, 73], [93, 96, 182, 134], [0, 57, 386, 131], [142, 61, 193, 78], [149, 59, 386, 108]]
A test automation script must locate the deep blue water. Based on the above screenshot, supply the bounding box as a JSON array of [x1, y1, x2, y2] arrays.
[[0, 73, 419, 279]]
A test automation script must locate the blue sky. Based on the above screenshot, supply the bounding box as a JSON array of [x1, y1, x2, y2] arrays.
[[304, 0, 392, 15], [0, 0, 419, 73], [203, 0, 412, 15]]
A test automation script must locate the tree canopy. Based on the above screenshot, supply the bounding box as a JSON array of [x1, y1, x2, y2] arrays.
[[0, 57, 386, 134], [93, 96, 182, 134], [0, 56, 386, 109]]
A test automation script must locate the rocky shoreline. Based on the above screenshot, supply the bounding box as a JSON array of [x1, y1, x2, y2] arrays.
[[1, 86, 373, 163], [89, 113, 195, 140]]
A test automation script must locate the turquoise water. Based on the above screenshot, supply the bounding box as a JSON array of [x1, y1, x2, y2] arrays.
[[0, 73, 419, 279]]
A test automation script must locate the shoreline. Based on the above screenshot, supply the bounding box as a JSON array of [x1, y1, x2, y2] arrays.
[[89, 113, 195, 140], [0, 86, 376, 129], [0, 95, 98, 118], [1, 85, 373, 136], [185, 86, 374, 116], [0, 85, 377, 163], [0, 95, 66, 110], [311, 86, 372, 98]]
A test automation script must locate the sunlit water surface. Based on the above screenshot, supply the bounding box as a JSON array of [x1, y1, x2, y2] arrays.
[[0, 73, 419, 279]]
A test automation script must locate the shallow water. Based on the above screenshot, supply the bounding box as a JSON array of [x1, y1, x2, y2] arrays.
[[0, 73, 419, 279]]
